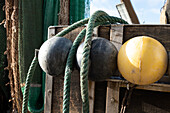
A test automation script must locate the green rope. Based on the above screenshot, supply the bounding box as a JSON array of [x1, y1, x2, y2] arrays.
[[22, 10, 127, 113], [62, 21, 114, 113], [57, 11, 127, 113], [80, 11, 127, 113], [56, 18, 89, 37], [80, 10, 110, 113], [22, 50, 44, 113], [22, 57, 38, 113]]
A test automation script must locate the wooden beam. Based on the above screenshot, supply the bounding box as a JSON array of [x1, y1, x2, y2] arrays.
[[88, 81, 95, 113], [106, 82, 120, 113], [106, 25, 124, 113], [44, 26, 55, 113], [120, 0, 140, 24], [110, 25, 124, 51], [107, 79, 170, 93]]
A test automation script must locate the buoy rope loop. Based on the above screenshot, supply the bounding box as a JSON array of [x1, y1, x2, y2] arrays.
[[22, 10, 128, 113], [62, 10, 128, 113], [22, 53, 44, 113]]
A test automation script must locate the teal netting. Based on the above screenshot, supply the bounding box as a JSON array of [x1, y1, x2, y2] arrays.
[[18, 0, 44, 112], [70, 0, 90, 24], [20, 0, 90, 112], [43, 0, 60, 41]]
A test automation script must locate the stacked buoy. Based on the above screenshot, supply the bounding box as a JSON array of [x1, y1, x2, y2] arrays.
[[38, 36, 72, 76], [117, 36, 168, 85], [76, 37, 118, 81], [23, 10, 169, 113]]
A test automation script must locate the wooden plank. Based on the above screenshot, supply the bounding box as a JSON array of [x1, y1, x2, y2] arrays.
[[120, 0, 140, 24], [55, 25, 85, 41], [98, 25, 111, 40], [52, 26, 84, 113], [93, 26, 110, 113], [107, 79, 170, 92], [123, 24, 170, 42], [119, 83, 170, 93], [69, 70, 82, 113], [88, 81, 95, 113], [110, 25, 124, 76], [44, 27, 55, 113], [116, 3, 133, 24], [47, 24, 170, 112], [88, 27, 98, 113], [123, 25, 170, 51], [105, 25, 124, 113], [168, 51, 170, 76], [44, 75, 53, 113], [106, 82, 120, 113], [110, 25, 124, 51], [94, 82, 107, 113]]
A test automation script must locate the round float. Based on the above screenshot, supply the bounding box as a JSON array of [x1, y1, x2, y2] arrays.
[[118, 36, 168, 85], [38, 36, 72, 76], [77, 37, 118, 81]]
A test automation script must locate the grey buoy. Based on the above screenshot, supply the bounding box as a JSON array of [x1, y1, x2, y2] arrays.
[[76, 37, 118, 81], [38, 36, 72, 76]]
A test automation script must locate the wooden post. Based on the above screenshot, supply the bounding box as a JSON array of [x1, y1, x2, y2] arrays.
[[88, 80, 95, 113], [44, 26, 55, 113], [106, 25, 124, 113], [110, 25, 124, 51], [106, 82, 120, 113], [88, 27, 99, 113]]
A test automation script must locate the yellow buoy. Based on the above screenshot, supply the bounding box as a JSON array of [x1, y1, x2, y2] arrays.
[[118, 36, 168, 85]]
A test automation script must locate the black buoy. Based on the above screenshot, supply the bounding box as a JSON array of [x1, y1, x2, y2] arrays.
[[38, 36, 72, 76], [76, 37, 118, 81]]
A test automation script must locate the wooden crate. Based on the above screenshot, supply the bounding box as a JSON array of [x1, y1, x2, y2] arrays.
[[44, 24, 170, 113]]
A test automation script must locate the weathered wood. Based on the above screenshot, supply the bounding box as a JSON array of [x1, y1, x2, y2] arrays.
[[52, 70, 82, 113], [93, 26, 111, 113], [89, 81, 95, 113], [110, 25, 124, 51], [98, 25, 110, 40], [55, 25, 85, 41], [51, 26, 84, 113], [46, 24, 170, 113], [110, 25, 124, 76], [44, 26, 55, 113], [160, 0, 170, 24], [120, 0, 140, 24], [44, 75, 53, 113], [116, 3, 133, 24], [93, 82, 107, 113], [105, 24, 124, 113], [106, 82, 120, 113], [168, 51, 170, 76], [88, 27, 99, 113], [107, 79, 170, 92], [123, 25, 170, 51], [120, 83, 170, 93]]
